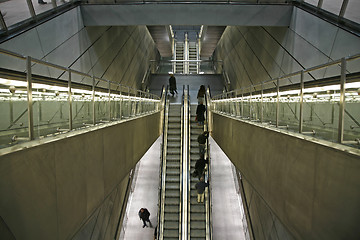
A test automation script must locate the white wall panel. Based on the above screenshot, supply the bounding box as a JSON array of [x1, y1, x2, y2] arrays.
[[290, 8, 339, 57], [0, 30, 45, 71], [36, 8, 84, 56]]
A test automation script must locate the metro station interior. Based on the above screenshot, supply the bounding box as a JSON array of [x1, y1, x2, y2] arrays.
[[0, 1, 359, 239]]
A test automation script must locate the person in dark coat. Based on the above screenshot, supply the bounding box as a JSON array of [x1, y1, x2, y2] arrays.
[[195, 177, 209, 203], [138, 208, 152, 228], [196, 101, 206, 125], [193, 156, 209, 179], [197, 85, 206, 104], [169, 74, 177, 96], [197, 131, 209, 155]]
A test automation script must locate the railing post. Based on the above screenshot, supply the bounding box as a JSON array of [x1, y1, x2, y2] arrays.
[[276, 78, 280, 128], [128, 87, 131, 117], [318, 0, 324, 8], [338, 58, 346, 143], [241, 88, 244, 117], [249, 86, 253, 119], [68, 69, 73, 130], [299, 71, 304, 133], [339, 0, 349, 18], [119, 84, 122, 120], [92, 77, 96, 125], [108, 80, 111, 121], [51, 0, 57, 8], [25, 0, 36, 18], [261, 82, 264, 123], [0, 11, 7, 32], [26, 56, 34, 140]]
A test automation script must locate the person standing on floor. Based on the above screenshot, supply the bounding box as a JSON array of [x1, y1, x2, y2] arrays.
[[197, 131, 209, 155], [138, 208, 152, 228], [195, 177, 209, 203], [197, 85, 206, 104], [169, 74, 177, 97], [196, 101, 206, 125]]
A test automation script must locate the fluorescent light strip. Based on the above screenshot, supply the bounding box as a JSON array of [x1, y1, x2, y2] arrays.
[[0, 78, 160, 102]]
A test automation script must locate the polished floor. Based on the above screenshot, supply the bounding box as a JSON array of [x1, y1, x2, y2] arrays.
[[119, 136, 246, 240]]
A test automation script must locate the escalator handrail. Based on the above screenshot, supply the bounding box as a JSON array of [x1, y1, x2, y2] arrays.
[[158, 85, 168, 240], [180, 85, 189, 240], [205, 87, 213, 240]]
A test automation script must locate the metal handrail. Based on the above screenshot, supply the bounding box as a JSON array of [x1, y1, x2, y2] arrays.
[[204, 88, 212, 240], [186, 85, 191, 240], [212, 52, 360, 100], [158, 86, 168, 240], [0, 49, 162, 147], [0, 48, 160, 100], [181, 85, 189, 240]]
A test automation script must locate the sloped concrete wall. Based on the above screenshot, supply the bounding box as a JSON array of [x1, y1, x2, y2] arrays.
[[211, 112, 360, 239], [0, 7, 159, 89], [0, 112, 160, 239], [213, 7, 360, 90]]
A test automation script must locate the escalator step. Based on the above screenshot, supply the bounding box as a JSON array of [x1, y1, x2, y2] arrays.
[[164, 212, 179, 221], [165, 183, 180, 190], [190, 221, 206, 229], [163, 229, 179, 238], [166, 175, 180, 182], [190, 204, 205, 212], [190, 229, 206, 238], [165, 190, 180, 197], [164, 221, 179, 229], [165, 198, 180, 205], [165, 205, 179, 213], [190, 213, 206, 220]]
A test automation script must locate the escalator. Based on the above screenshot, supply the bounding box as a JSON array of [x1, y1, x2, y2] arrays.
[[158, 87, 211, 240], [189, 104, 208, 239], [162, 103, 182, 239]]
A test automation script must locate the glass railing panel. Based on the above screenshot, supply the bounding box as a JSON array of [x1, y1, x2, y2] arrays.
[[72, 92, 93, 129], [278, 91, 300, 132], [95, 96, 108, 123], [303, 89, 339, 142], [343, 82, 360, 145], [1, 0, 31, 28], [251, 97, 261, 121], [32, 0, 54, 16], [304, 0, 319, 6], [0, 83, 29, 147], [262, 97, 277, 124], [32, 86, 70, 138], [344, 0, 360, 24], [122, 98, 130, 118], [321, 0, 342, 16]]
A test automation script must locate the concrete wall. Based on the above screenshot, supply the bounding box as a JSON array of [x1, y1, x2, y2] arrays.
[[0, 7, 159, 89], [213, 7, 360, 90], [0, 112, 160, 239], [211, 112, 360, 239]]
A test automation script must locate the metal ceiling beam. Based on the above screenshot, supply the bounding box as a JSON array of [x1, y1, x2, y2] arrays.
[[81, 4, 293, 27]]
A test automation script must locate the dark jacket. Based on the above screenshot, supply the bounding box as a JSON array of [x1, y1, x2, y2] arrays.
[[197, 88, 206, 99], [196, 104, 206, 122], [169, 76, 176, 90], [138, 208, 150, 220], [195, 158, 209, 173], [197, 132, 209, 144], [195, 180, 209, 194]]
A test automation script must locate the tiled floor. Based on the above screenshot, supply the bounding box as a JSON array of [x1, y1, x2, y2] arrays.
[[209, 137, 246, 240], [119, 137, 161, 240], [119, 135, 247, 240]]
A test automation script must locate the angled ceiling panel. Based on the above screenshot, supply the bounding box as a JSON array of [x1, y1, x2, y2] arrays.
[[147, 26, 172, 57], [200, 26, 226, 58]]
